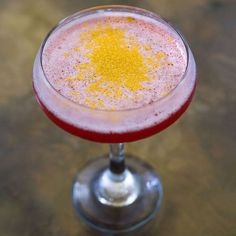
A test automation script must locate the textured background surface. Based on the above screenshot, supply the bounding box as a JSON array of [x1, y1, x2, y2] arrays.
[[0, 0, 235, 235]]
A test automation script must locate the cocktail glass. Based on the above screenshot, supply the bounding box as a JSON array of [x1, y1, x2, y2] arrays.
[[33, 5, 196, 234]]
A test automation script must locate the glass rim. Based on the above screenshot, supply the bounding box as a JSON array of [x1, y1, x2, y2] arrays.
[[39, 5, 191, 113]]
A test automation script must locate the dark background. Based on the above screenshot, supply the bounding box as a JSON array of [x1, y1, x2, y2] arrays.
[[0, 0, 235, 235]]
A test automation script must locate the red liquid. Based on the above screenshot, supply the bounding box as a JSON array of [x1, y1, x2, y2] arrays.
[[33, 83, 196, 143]]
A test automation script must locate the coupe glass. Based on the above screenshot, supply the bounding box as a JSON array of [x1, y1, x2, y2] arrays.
[[33, 5, 196, 234]]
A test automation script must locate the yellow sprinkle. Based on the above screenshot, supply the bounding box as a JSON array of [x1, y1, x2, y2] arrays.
[[114, 89, 122, 98], [126, 17, 135, 23], [65, 77, 74, 81], [73, 65, 79, 70], [69, 90, 80, 95], [84, 98, 103, 109], [147, 57, 161, 69], [149, 74, 156, 79], [84, 52, 91, 57], [165, 84, 173, 89], [84, 98, 94, 107], [73, 63, 90, 71], [155, 62, 161, 67], [144, 44, 151, 51], [80, 31, 90, 42], [162, 91, 169, 96], [97, 99, 103, 107], [128, 41, 140, 48], [147, 57, 154, 64], [74, 47, 81, 51], [77, 63, 90, 69], [64, 52, 70, 58], [93, 93, 98, 97], [157, 52, 165, 59], [68, 81, 76, 88], [127, 35, 134, 40]]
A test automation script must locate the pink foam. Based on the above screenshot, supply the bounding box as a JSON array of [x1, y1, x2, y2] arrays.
[[42, 12, 187, 110], [33, 10, 196, 135]]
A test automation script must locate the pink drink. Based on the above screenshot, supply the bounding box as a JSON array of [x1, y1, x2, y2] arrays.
[[33, 8, 196, 143]]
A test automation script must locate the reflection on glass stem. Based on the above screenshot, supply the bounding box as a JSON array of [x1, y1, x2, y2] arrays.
[[109, 143, 125, 174]]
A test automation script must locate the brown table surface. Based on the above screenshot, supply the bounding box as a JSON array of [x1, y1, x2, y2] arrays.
[[0, 0, 235, 235]]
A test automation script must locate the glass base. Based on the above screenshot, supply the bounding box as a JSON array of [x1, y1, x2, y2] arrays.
[[72, 155, 163, 234]]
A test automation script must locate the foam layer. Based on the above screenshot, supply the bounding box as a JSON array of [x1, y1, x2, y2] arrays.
[[42, 12, 187, 110], [34, 9, 196, 135]]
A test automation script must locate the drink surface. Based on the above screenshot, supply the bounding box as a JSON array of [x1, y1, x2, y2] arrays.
[[42, 12, 187, 110], [33, 8, 196, 142]]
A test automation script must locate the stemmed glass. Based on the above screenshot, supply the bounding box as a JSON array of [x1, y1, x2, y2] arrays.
[[33, 5, 196, 234]]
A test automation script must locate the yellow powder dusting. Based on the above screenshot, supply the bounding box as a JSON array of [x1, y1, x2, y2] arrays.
[[75, 27, 150, 99], [74, 47, 81, 51], [97, 99, 104, 107], [89, 28, 149, 92], [127, 35, 134, 40], [68, 81, 76, 88], [165, 84, 173, 89], [69, 90, 80, 95], [146, 57, 161, 68], [65, 25, 166, 109], [157, 52, 165, 59], [126, 16, 135, 23], [80, 31, 90, 42], [65, 77, 74, 81], [155, 62, 161, 67], [162, 91, 169, 96], [84, 98, 103, 109], [64, 52, 70, 58], [75, 63, 90, 69], [162, 85, 173, 97], [144, 44, 151, 51]]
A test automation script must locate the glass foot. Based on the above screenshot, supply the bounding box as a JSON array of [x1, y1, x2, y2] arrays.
[[72, 155, 163, 234]]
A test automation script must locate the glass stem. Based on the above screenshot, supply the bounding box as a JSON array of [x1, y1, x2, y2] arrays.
[[109, 143, 125, 174], [94, 143, 140, 207]]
